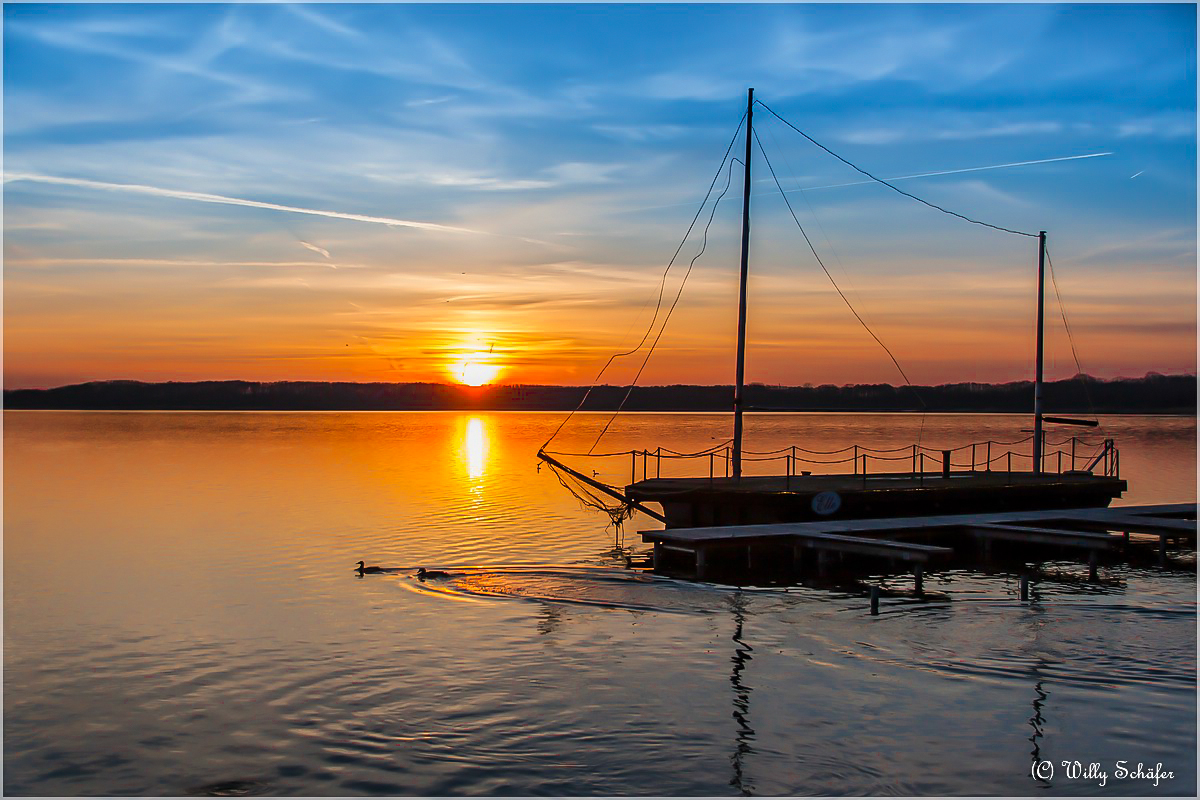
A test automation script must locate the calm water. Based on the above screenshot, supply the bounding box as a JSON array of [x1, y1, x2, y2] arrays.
[[4, 411, 1196, 796]]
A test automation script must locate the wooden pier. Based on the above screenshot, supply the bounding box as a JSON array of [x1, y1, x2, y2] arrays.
[[641, 502, 1195, 583]]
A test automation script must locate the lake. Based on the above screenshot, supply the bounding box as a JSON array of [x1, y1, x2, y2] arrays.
[[4, 411, 1196, 796]]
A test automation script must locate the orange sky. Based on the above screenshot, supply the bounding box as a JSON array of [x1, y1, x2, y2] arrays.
[[4, 5, 1195, 390]]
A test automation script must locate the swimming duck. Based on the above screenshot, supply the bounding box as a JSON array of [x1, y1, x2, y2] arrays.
[[355, 561, 386, 574], [415, 567, 451, 580]]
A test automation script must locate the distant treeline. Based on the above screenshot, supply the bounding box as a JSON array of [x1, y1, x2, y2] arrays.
[[4, 373, 1195, 414]]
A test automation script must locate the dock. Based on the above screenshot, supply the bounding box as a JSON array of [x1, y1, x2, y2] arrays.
[[641, 502, 1195, 584]]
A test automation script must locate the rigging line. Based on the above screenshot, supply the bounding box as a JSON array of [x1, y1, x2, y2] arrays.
[[754, 128, 926, 412], [588, 156, 743, 454], [754, 99, 1038, 239], [1044, 244, 1104, 432], [762, 119, 929, 450], [761, 117, 866, 318], [760, 117, 929, 448], [540, 112, 747, 451]]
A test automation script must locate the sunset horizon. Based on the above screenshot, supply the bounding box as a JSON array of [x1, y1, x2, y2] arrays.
[[4, 4, 1195, 393]]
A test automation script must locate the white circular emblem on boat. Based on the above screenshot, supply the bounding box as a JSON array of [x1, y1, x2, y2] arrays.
[[811, 491, 842, 516]]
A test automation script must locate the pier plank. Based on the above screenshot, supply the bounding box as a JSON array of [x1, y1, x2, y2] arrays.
[[965, 523, 1113, 550], [640, 503, 1196, 545]]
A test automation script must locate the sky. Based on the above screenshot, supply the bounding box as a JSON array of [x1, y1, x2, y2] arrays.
[[3, 2, 1196, 390]]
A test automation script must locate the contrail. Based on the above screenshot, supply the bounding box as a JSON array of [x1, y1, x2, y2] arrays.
[[3, 172, 484, 235], [797, 152, 1114, 192], [1129, 170, 1144, 179], [631, 152, 1114, 212]]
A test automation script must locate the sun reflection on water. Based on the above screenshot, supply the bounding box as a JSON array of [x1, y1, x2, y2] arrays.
[[465, 416, 487, 479]]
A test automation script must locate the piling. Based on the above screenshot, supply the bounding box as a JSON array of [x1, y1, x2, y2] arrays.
[[869, 585, 880, 615], [1019, 576, 1029, 601]]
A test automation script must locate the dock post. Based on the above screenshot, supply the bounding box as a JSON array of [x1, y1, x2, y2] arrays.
[[725, 447, 730, 478], [861, 454, 867, 487], [709, 453, 714, 484], [1057, 450, 1062, 473], [869, 585, 880, 615], [942, 450, 951, 479], [914, 565, 924, 595], [1159, 535, 1167, 566], [642, 450, 648, 482], [1088, 551, 1098, 582], [911, 444, 917, 476], [855, 445, 860, 475], [786, 453, 792, 489], [986, 440, 992, 472], [971, 443, 977, 471], [631, 451, 637, 485], [656, 447, 661, 479], [1019, 576, 1029, 601], [1071, 436, 1076, 470]]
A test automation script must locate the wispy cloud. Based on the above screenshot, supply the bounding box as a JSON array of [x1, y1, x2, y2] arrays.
[[298, 241, 331, 259]]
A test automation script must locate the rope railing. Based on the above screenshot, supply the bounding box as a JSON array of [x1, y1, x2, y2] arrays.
[[542, 434, 1120, 487]]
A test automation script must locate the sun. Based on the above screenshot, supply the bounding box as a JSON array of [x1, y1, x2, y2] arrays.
[[456, 360, 501, 387]]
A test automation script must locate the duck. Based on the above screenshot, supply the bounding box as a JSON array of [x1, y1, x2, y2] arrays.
[[415, 567, 451, 580], [355, 560, 386, 574]]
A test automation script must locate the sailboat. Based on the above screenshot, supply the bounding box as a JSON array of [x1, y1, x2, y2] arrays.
[[539, 89, 1125, 529]]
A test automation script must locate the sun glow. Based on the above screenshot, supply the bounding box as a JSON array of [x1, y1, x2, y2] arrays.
[[456, 359, 501, 386]]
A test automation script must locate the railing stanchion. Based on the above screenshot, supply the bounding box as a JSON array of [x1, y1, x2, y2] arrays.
[[631, 451, 636, 485], [1071, 436, 1077, 471], [1057, 450, 1062, 473], [855, 445, 860, 475], [709, 453, 714, 484], [972, 443, 977, 472], [725, 447, 731, 478], [987, 441, 992, 472], [912, 444, 917, 477], [656, 447, 661, 479]]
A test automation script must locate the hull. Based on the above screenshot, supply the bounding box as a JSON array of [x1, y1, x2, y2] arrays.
[[626, 471, 1126, 529]]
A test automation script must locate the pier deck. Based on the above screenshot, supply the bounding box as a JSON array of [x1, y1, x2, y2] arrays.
[[641, 503, 1195, 581]]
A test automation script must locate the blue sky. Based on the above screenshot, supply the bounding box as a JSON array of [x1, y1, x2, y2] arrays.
[[3, 3, 1196, 388]]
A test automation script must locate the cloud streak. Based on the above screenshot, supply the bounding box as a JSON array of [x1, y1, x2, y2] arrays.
[[3, 172, 485, 235]]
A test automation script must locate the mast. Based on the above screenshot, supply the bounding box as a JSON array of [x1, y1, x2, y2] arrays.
[[732, 87, 754, 480], [1033, 230, 1046, 474]]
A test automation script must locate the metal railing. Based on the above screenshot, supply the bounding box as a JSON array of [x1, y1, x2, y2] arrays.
[[544, 434, 1120, 487]]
